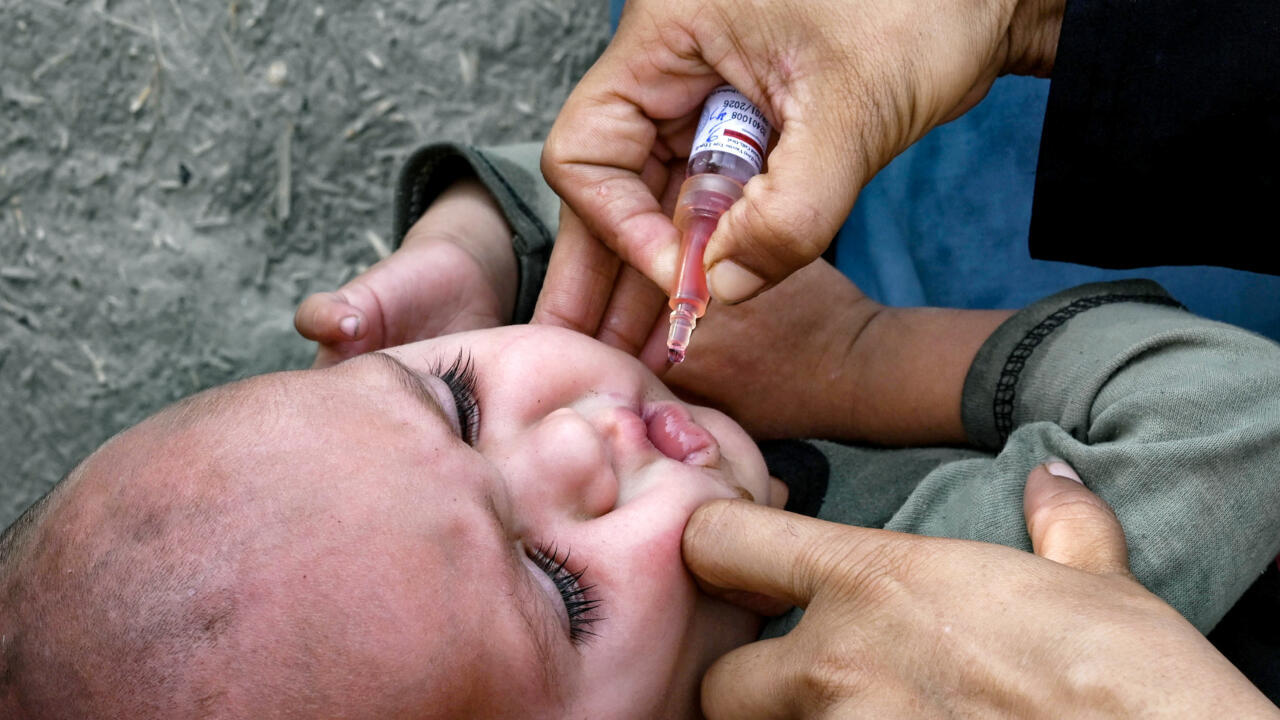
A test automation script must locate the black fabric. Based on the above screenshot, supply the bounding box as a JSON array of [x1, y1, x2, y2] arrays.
[[1030, 0, 1280, 274], [758, 440, 830, 518], [1209, 562, 1280, 704], [394, 150, 473, 244]]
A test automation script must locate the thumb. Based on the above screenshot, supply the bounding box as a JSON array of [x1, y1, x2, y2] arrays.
[[1023, 459, 1131, 577], [703, 125, 862, 304], [294, 291, 368, 345]]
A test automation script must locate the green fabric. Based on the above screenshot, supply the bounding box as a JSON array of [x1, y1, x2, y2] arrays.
[[767, 281, 1280, 637], [392, 144, 1280, 637], [393, 142, 560, 324]]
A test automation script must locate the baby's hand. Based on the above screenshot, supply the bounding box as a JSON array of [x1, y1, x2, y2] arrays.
[[295, 178, 516, 368]]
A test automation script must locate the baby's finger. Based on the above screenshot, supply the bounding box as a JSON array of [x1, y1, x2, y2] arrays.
[[294, 291, 366, 344]]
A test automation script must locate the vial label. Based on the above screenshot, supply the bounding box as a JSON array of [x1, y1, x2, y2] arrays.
[[690, 85, 771, 173]]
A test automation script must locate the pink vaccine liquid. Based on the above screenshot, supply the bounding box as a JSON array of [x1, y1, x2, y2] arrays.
[[666, 86, 770, 364]]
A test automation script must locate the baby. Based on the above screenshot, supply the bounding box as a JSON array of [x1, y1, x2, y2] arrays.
[[7, 142, 1280, 718], [8, 276, 1280, 718], [0, 323, 783, 718]]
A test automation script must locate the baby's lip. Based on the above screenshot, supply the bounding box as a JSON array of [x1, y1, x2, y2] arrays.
[[642, 402, 720, 467]]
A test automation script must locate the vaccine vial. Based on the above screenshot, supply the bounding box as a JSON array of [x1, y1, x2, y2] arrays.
[[666, 85, 771, 364]]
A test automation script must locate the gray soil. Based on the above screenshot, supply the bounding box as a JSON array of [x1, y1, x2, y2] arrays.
[[0, 0, 609, 526]]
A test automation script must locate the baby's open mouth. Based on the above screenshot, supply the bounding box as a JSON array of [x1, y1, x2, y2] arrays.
[[643, 403, 720, 467]]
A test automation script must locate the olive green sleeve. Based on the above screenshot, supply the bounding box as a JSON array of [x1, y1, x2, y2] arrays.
[[771, 280, 1280, 636], [892, 279, 1280, 631]]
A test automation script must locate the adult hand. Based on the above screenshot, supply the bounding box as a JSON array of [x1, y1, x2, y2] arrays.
[[531, 204, 672, 374], [661, 259, 879, 440], [683, 461, 1279, 718], [540, 0, 1065, 331], [664, 257, 1011, 446], [295, 178, 516, 368]]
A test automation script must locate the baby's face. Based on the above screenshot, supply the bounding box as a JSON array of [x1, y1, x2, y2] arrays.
[[200, 325, 772, 717]]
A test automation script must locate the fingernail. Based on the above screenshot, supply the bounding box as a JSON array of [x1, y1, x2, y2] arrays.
[[1045, 457, 1083, 484], [707, 260, 765, 304], [339, 315, 360, 339]]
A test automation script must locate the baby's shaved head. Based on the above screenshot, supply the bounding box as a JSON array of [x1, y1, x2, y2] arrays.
[[0, 368, 493, 719], [0, 383, 281, 717], [2, 326, 778, 720]]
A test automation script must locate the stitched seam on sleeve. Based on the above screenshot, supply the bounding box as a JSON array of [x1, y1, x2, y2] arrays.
[[993, 293, 1185, 443], [401, 150, 448, 238], [407, 150, 447, 227], [472, 149, 553, 253]]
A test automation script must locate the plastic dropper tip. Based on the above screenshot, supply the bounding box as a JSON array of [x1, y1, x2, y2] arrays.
[[667, 346, 686, 364]]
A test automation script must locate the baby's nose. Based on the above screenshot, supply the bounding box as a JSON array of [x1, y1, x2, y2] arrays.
[[509, 408, 620, 519]]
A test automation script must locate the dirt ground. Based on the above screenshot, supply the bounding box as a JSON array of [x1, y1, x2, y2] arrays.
[[0, 0, 609, 526]]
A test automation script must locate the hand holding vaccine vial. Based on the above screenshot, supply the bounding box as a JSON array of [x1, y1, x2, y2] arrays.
[[666, 86, 771, 364]]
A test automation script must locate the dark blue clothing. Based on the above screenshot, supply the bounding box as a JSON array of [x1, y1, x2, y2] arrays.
[[610, 0, 1280, 342], [835, 76, 1280, 342]]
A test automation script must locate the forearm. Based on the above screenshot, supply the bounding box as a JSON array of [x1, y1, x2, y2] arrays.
[[394, 142, 556, 323], [401, 177, 518, 323], [1004, 0, 1065, 76], [836, 305, 1012, 446]]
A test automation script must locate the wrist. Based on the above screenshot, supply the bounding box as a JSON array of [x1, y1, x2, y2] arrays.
[[845, 306, 1012, 445], [403, 177, 518, 321], [1004, 0, 1066, 76], [810, 295, 883, 440]]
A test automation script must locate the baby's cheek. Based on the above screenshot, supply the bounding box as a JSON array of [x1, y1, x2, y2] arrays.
[[598, 504, 699, 613], [609, 505, 689, 577]]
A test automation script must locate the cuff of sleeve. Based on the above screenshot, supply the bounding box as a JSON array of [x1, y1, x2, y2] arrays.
[[393, 142, 555, 324], [962, 279, 1184, 449]]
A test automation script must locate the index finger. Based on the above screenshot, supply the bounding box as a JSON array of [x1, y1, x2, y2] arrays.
[[682, 499, 918, 609], [531, 204, 622, 335]]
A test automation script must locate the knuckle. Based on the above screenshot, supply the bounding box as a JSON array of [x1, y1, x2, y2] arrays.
[[792, 636, 873, 707], [540, 134, 568, 171], [531, 299, 589, 333], [797, 532, 920, 607]]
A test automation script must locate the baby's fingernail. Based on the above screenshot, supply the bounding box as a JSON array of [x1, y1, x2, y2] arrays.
[[707, 260, 765, 304], [1045, 457, 1083, 484], [339, 315, 360, 339]]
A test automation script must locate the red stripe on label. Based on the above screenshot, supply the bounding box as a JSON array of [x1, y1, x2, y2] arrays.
[[723, 129, 764, 157]]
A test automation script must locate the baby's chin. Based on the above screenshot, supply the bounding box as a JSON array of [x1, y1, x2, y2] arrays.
[[766, 477, 789, 508]]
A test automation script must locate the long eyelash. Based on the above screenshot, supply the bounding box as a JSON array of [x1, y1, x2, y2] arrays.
[[529, 543, 602, 645], [431, 351, 480, 445]]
